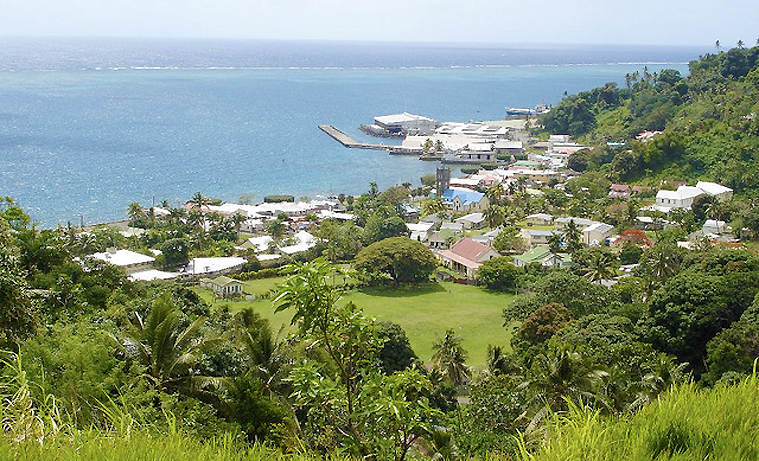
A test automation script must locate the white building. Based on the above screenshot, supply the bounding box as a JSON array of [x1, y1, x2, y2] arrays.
[[696, 181, 733, 202], [655, 186, 705, 209], [185, 257, 247, 276], [703, 219, 731, 235], [407, 222, 435, 243], [279, 231, 317, 255], [374, 113, 438, 136], [129, 269, 179, 282], [582, 222, 615, 246], [455, 212, 487, 230], [89, 249, 155, 274]]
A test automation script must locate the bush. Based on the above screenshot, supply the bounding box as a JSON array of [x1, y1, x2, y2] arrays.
[[263, 195, 294, 203], [481, 163, 499, 170], [461, 166, 479, 175], [620, 243, 644, 265], [477, 257, 520, 291]]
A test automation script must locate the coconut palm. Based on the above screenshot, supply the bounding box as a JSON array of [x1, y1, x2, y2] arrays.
[[113, 293, 221, 394], [737, 40, 745, 49], [579, 249, 618, 283], [421, 197, 446, 217], [190, 191, 208, 210], [522, 346, 603, 428], [127, 202, 145, 226], [485, 183, 505, 206], [484, 205, 505, 228], [431, 329, 470, 387], [715, 39, 721, 51], [235, 308, 292, 396]]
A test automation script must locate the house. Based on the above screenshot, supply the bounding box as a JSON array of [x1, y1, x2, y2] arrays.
[[525, 213, 554, 226], [239, 217, 265, 233], [279, 231, 317, 255], [696, 181, 733, 202], [200, 275, 243, 298], [398, 203, 420, 220], [608, 184, 631, 199], [702, 219, 731, 235], [513, 245, 571, 268], [318, 210, 356, 221], [428, 223, 465, 249], [185, 257, 247, 276], [455, 212, 486, 230], [407, 221, 435, 243], [521, 229, 558, 247], [441, 188, 489, 212], [655, 186, 704, 209], [128, 269, 179, 282], [494, 140, 524, 155], [472, 227, 503, 245], [89, 249, 155, 274], [437, 238, 500, 280], [247, 235, 275, 253], [582, 222, 615, 246], [554, 217, 598, 230]]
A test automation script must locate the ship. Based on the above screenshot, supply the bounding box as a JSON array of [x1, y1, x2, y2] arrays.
[[505, 104, 551, 116]]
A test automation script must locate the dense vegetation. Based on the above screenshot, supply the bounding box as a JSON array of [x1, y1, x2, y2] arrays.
[[543, 45, 759, 194]]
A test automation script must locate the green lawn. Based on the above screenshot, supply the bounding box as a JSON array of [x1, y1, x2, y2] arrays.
[[197, 279, 514, 368]]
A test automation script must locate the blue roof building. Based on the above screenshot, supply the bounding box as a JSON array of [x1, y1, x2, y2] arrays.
[[441, 188, 488, 212]]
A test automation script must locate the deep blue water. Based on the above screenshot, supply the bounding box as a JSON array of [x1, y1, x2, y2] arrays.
[[0, 39, 699, 226]]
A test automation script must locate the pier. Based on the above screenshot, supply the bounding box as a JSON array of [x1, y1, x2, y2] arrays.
[[318, 125, 392, 151]]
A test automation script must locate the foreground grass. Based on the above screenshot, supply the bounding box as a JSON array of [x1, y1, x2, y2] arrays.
[[197, 279, 514, 368], [4, 376, 759, 460], [527, 376, 759, 460]]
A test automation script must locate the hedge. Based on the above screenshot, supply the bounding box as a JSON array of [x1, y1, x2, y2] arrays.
[[264, 195, 295, 203]]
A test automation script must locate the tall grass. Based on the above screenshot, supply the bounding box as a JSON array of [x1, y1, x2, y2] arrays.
[[1, 349, 758, 460], [518, 373, 759, 460]]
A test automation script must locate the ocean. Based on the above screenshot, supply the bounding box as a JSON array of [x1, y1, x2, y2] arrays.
[[0, 39, 700, 226]]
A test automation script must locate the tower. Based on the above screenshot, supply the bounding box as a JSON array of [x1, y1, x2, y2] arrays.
[[436, 164, 450, 197]]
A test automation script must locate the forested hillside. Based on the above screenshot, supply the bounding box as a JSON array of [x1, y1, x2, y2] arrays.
[[543, 45, 759, 193]]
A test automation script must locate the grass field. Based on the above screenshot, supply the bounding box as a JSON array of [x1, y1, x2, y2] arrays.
[[197, 278, 514, 368]]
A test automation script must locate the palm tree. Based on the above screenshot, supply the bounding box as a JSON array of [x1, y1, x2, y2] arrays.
[[421, 197, 446, 217], [113, 294, 221, 394], [127, 202, 145, 226], [266, 218, 287, 241], [486, 183, 505, 206], [484, 205, 505, 228], [715, 40, 721, 51], [737, 40, 745, 49], [190, 191, 208, 211], [431, 329, 470, 387], [579, 250, 618, 283], [522, 346, 602, 425], [235, 308, 292, 396], [434, 140, 444, 153]]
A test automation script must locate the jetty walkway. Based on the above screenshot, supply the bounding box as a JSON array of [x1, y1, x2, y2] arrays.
[[318, 125, 391, 151]]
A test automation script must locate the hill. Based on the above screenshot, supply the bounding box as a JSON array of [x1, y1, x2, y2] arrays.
[[542, 45, 759, 194]]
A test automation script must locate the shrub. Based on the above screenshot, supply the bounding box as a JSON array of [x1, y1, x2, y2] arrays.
[[477, 257, 520, 291], [263, 195, 295, 203]]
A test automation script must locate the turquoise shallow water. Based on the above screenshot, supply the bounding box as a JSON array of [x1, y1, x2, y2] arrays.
[[0, 40, 694, 226]]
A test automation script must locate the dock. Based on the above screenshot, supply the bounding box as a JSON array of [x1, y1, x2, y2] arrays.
[[318, 125, 392, 151]]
